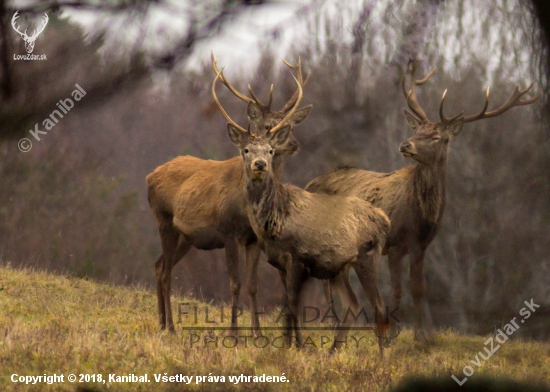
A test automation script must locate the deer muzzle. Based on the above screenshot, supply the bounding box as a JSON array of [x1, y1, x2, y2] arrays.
[[251, 159, 268, 179], [399, 140, 417, 157]]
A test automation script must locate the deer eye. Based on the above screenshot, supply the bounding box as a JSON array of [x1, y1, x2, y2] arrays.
[[269, 149, 274, 155], [265, 126, 270, 131], [244, 149, 249, 154]]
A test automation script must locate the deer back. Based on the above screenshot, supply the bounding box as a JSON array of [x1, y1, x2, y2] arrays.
[[306, 166, 429, 249]]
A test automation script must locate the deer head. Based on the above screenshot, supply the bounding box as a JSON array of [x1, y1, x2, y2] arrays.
[[399, 61, 541, 166], [11, 11, 49, 54], [212, 67, 302, 179], [228, 123, 292, 181], [211, 52, 311, 154]]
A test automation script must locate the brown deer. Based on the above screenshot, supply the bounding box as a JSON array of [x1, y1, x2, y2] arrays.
[[146, 54, 312, 333], [306, 61, 541, 340], [215, 70, 391, 352]]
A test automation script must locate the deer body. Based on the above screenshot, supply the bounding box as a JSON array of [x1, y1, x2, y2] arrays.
[[149, 156, 267, 250], [306, 155, 447, 339], [247, 180, 389, 280], [226, 116, 390, 352], [147, 54, 311, 333], [148, 156, 263, 250], [307, 62, 540, 340], [147, 155, 286, 331], [307, 161, 446, 252]]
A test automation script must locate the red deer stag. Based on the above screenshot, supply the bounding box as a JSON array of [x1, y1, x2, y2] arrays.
[[306, 61, 540, 340], [215, 70, 391, 352], [147, 54, 311, 333]]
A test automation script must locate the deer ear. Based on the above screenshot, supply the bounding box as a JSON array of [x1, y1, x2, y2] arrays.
[[247, 101, 263, 123], [447, 117, 464, 138], [288, 105, 313, 125], [404, 108, 422, 131], [268, 124, 292, 148], [227, 124, 248, 149]]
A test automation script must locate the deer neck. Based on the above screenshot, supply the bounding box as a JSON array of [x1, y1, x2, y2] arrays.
[[412, 157, 447, 224], [245, 162, 287, 240], [271, 154, 284, 180]]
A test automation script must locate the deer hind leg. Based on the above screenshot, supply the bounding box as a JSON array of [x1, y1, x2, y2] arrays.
[[245, 241, 262, 336], [156, 215, 191, 332], [354, 250, 388, 355], [154, 254, 166, 329], [322, 280, 333, 307], [328, 267, 360, 353], [224, 239, 241, 332]]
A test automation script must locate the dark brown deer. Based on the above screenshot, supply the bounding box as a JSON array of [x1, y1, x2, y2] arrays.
[[306, 61, 540, 340], [146, 54, 311, 333], [215, 70, 391, 352]]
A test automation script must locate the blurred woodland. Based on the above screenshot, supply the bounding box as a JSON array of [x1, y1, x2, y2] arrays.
[[1, 0, 549, 338]]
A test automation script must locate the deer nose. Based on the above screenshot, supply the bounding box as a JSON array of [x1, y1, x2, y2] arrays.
[[254, 160, 267, 171], [399, 141, 412, 152]]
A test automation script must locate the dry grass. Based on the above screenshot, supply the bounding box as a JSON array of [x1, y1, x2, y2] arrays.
[[1, 264, 549, 391]]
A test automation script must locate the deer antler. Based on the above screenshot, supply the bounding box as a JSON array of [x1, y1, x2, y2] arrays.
[[212, 67, 250, 135], [402, 60, 436, 122], [247, 83, 273, 111], [211, 51, 274, 111], [211, 51, 252, 104], [11, 11, 28, 39], [439, 89, 464, 125], [269, 73, 303, 134], [280, 56, 310, 113], [440, 82, 541, 125], [439, 82, 542, 124]]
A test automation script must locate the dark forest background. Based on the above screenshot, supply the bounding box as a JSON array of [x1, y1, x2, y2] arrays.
[[1, 0, 549, 339]]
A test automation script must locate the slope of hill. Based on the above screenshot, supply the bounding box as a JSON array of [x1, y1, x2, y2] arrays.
[[1, 264, 549, 391]]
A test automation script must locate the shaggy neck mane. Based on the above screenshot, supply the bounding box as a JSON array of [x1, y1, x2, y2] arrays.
[[412, 156, 447, 224], [245, 155, 288, 239]]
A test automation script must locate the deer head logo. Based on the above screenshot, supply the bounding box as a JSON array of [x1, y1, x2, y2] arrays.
[[11, 11, 49, 54]]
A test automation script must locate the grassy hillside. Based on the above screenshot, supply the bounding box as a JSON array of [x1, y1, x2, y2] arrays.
[[0, 264, 549, 391]]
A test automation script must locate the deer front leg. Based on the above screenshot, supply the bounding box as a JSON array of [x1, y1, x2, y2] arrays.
[[224, 239, 241, 333], [245, 241, 262, 336], [387, 245, 407, 315], [409, 247, 428, 341], [285, 256, 306, 349]]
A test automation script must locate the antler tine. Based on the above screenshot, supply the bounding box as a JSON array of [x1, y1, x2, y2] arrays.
[[269, 73, 302, 134], [439, 89, 464, 125], [281, 56, 309, 113], [210, 51, 252, 104], [462, 82, 541, 123], [267, 84, 273, 111], [247, 84, 270, 110], [416, 68, 436, 85], [402, 60, 435, 122], [212, 68, 249, 134]]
